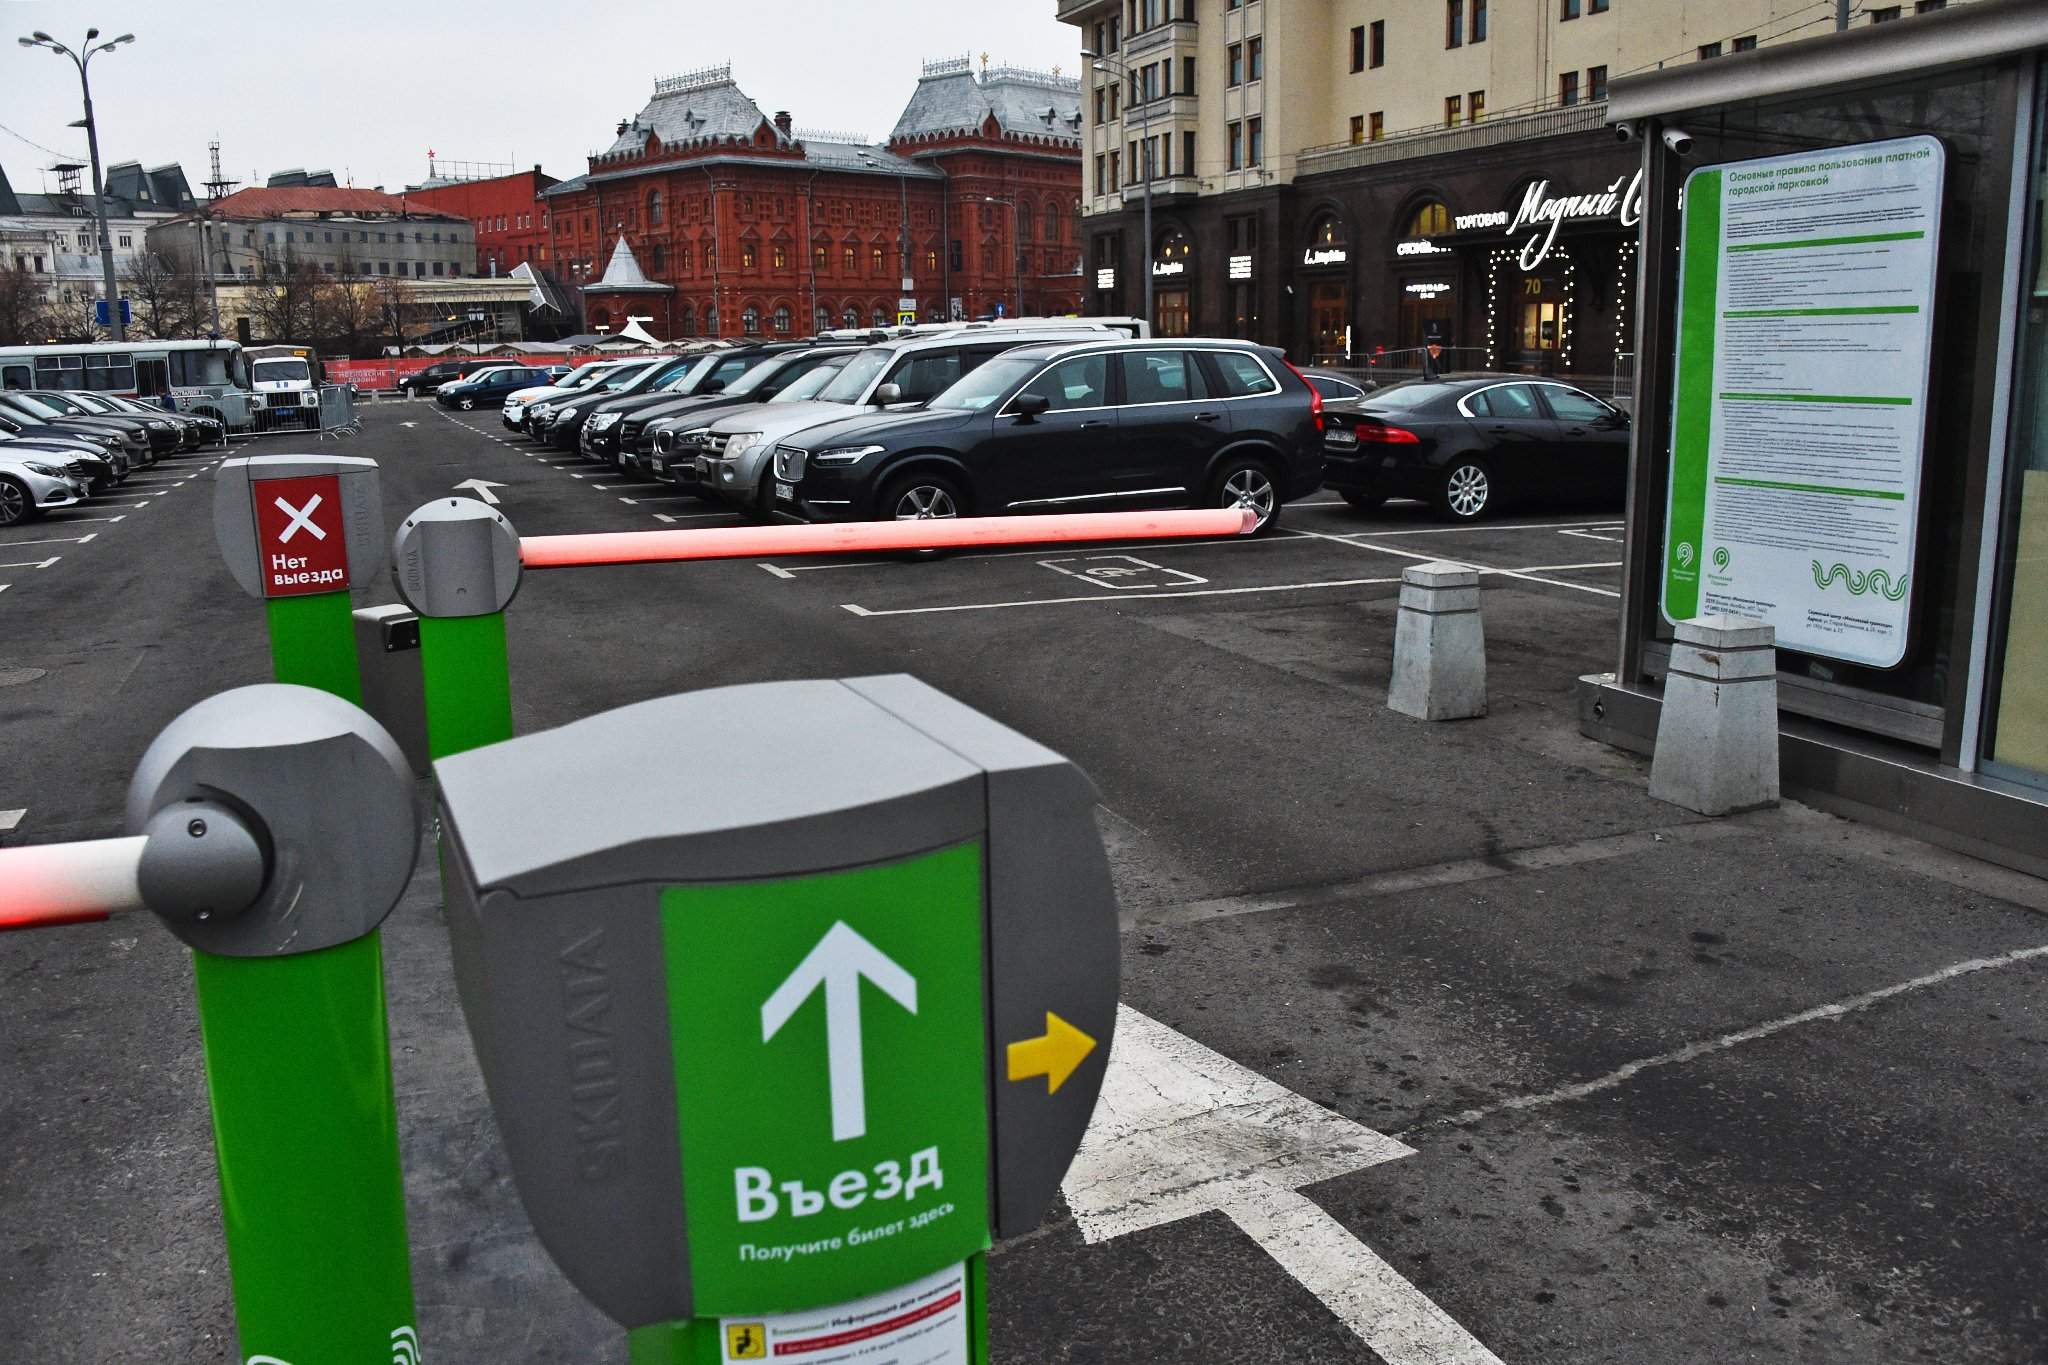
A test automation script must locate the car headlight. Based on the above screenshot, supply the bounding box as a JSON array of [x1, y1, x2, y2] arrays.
[[531, 403, 552, 418], [24, 462, 63, 477], [811, 444, 885, 467], [590, 412, 620, 430], [724, 432, 759, 457]]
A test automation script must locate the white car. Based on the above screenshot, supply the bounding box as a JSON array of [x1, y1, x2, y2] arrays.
[[249, 355, 321, 429], [0, 447, 91, 526]]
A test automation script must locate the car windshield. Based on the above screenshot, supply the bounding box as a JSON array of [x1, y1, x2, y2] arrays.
[[772, 360, 850, 403], [722, 354, 803, 398], [816, 348, 893, 403], [598, 364, 651, 391], [31, 393, 87, 413], [562, 366, 606, 388], [1362, 381, 1459, 411], [252, 359, 310, 383], [929, 356, 1042, 412], [6, 395, 63, 419]]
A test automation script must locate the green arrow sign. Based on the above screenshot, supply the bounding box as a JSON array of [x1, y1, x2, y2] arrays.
[[661, 842, 992, 1315]]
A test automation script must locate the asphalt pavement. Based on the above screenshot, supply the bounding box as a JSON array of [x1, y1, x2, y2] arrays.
[[1, 400, 2043, 1363]]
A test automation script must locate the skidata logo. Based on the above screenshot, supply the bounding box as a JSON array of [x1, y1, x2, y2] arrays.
[[1675, 541, 1695, 570], [391, 1327, 423, 1365]]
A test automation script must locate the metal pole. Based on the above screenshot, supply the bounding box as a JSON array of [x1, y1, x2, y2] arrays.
[[76, 54, 124, 341], [1836, 0, 1850, 31], [1140, 75, 1152, 333]]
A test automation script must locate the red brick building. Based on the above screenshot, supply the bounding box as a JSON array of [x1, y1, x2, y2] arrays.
[[404, 165, 560, 278], [548, 59, 1085, 339]]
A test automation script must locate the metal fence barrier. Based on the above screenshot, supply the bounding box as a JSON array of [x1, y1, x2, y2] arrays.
[[241, 385, 358, 439]]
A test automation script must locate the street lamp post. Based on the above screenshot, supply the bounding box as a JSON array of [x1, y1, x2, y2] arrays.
[[18, 28, 135, 343], [1081, 46, 1151, 330]]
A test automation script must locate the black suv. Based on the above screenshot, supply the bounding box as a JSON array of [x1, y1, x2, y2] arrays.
[[770, 339, 1323, 534]]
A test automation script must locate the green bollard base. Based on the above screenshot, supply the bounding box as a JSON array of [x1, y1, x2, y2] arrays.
[[419, 610, 514, 759], [265, 591, 363, 703], [625, 1254, 991, 1365]]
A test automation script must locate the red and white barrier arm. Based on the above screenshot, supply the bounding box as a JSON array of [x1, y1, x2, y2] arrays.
[[519, 507, 1258, 571], [0, 836, 148, 931]]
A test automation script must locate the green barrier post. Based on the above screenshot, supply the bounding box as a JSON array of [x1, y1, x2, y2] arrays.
[[393, 499, 522, 760], [211, 455, 420, 1361]]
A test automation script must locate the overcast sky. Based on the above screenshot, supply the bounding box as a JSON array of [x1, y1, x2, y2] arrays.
[[0, 1, 1081, 197]]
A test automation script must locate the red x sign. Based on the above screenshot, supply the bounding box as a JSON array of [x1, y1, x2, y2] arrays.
[[252, 474, 351, 597]]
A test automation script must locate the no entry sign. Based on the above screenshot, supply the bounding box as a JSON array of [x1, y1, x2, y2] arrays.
[[253, 474, 350, 597]]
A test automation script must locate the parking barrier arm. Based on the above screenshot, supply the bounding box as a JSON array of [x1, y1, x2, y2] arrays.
[[0, 798, 267, 933], [0, 835, 148, 929]]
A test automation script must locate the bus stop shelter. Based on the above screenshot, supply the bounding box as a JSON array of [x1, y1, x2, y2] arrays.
[[1581, 0, 2048, 874]]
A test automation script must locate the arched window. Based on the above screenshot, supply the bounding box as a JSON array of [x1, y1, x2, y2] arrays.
[[1155, 226, 1192, 261], [742, 304, 762, 334], [773, 305, 792, 333], [650, 244, 666, 275], [773, 244, 788, 271], [647, 190, 663, 226], [1019, 201, 1036, 242], [843, 304, 860, 328], [872, 305, 888, 328], [1307, 212, 1346, 248], [1045, 202, 1062, 243], [705, 304, 718, 335], [815, 304, 832, 333], [677, 303, 695, 336], [1407, 201, 1450, 236], [592, 307, 612, 328]]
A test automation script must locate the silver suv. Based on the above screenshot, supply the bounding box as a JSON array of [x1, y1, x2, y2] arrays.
[[687, 325, 1116, 515]]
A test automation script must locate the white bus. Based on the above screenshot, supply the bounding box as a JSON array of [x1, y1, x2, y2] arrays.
[[0, 339, 257, 429]]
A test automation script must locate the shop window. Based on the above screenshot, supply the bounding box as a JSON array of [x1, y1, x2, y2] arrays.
[[1407, 202, 1450, 236]]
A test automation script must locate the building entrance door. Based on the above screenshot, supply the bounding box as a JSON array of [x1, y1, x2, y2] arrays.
[[1309, 281, 1349, 362], [1155, 287, 1191, 338], [1514, 273, 1568, 374]]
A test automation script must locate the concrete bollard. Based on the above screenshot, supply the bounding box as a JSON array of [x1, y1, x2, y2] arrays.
[[1387, 561, 1486, 721], [1648, 615, 1780, 815]]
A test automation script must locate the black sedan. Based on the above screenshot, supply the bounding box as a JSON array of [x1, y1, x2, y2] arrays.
[[1320, 376, 1630, 521], [770, 338, 1323, 535]]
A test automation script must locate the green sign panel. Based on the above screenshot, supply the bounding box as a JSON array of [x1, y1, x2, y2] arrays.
[[662, 842, 992, 1314]]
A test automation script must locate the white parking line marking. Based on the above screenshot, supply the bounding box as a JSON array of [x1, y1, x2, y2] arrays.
[[0, 533, 95, 548], [1067, 1007, 1502, 1365], [652, 512, 734, 523], [0, 556, 60, 570], [0, 584, 9, 595], [758, 563, 797, 580], [1040, 554, 1209, 590], [1558, 528, 1624, 543], [765, 532, 1305, 579], [1347, 518, 1619, 537], [1296, 527, 1624, 599], [0, 808, 22, 832], [843, 574, 1404, 616], [48, 515, 126, 524], [618, 497, 638, 505], [1407, 940, 2048, 1140]]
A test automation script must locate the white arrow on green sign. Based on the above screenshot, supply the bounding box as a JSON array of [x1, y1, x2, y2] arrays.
[[761, 922, 917, 1142]]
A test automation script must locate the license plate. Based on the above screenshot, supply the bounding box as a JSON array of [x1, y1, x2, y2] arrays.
[[774, 481, 795, 502]]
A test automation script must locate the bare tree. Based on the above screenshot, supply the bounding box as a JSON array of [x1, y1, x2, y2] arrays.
[[41, 292, 100, 343], [318, 277, 381, 358], [372, 275, 416, 357], [121, 252, 197, 339], [0, 260, 48, 346], [245, 251, 325, 343]]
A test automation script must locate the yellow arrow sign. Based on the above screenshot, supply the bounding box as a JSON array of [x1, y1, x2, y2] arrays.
[[1006, 1012, 1096, 1094]]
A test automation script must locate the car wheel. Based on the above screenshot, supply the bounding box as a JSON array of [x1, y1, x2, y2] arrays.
[[1435, 456, 1498, 522], [1340, 491, 1388, 513], [460, 396, 477, 411], [884, 472, 966, 521], [0, 476, 35, 527], [1212, 457, 1282, 536]]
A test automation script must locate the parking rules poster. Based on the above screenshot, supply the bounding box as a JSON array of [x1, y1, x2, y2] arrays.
[[719, 1261, 968, 1364], [1662, 136, 1944, 668]]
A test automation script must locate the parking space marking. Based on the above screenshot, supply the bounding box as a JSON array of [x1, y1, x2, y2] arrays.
[[0, 809, 22, 832], [42, 514, 126, 524], [0, 533, 95, 548], [1040, 554, 1209, 590], [842, 574, 1405, 616], [0, 556, 59, 570], [761, 531, 1305, 579], [653, 512, 735, 523], [1404, 940, 2048, 1142], [1295, 527, 1624, 600], [1558, 527, 1624, 544], [1340, 518, 1620, 538]]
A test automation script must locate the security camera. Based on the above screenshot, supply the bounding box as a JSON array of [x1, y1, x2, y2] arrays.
[[1614, 121, 1638, 144], [1662, 127, 1694, 157]]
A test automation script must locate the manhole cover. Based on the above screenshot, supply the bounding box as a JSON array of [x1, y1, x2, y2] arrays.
[[0, 666, 46, 687]]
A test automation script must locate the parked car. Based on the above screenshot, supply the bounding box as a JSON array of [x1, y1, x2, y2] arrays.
[[399, 359, 506, 397], [658, 356, 851, 489], [0, 393, 152, 465], [437, 366, 562, 411], [0, 446, 91, 526], [59, 390, 223, 450], [589, 344, 857, 471], [21, 389, 181, 456], [0, 411, 130, 475], [0, 430, 118, 492], [540, 356, 703, 451], [767, 338, 1324, 535], [503, 360, 631, 434], [692, 326, 1116, 515], [526, 360, 664, 447], [1301, 368, 1378, 418], [1320, 376, 1630, 521]]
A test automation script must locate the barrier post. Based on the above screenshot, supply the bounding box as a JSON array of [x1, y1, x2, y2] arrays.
[[434, 675, 1120, 1362], [392, 498, 524, 759], [208, 457, 421, 1358]]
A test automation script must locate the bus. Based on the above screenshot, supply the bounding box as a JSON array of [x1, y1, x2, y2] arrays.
[[0, 339, 257, 429]]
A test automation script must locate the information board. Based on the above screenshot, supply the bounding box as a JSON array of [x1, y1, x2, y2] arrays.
[[251, 473, 351, 597], [1662, 135, 1944, 668]]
